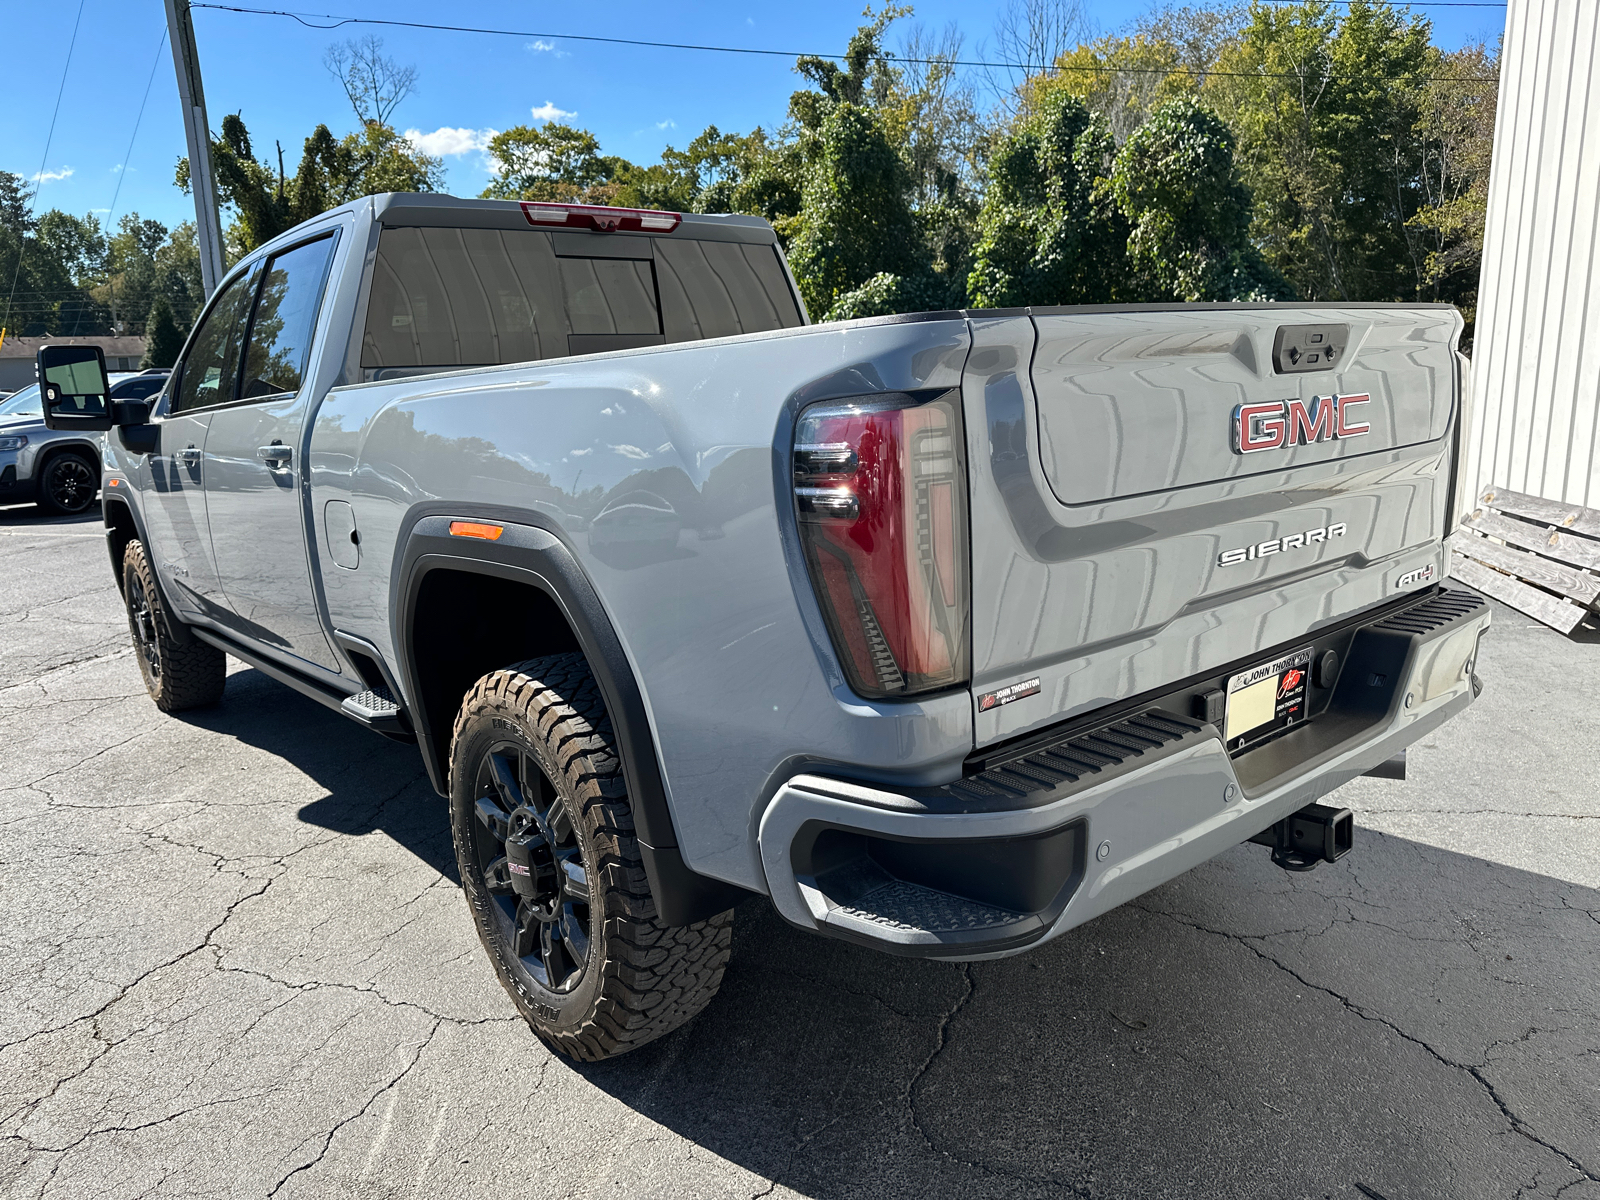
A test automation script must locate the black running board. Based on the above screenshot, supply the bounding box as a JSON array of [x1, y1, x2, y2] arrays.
[[191, 627, 416, 742]]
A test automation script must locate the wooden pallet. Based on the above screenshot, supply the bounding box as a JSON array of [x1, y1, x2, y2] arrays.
[[1451, 485, 1600, 634]]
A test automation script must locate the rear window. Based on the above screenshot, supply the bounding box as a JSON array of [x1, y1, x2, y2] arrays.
[[361, 226, 802, 380]]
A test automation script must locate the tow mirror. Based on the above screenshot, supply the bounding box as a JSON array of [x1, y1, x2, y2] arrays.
[[36, 345, 113, 432]]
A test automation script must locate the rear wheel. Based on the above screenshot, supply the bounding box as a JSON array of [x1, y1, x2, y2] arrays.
[[449, 653, 733, 1060], [122, 540, 226, 711], [36, 451, 97, 516]]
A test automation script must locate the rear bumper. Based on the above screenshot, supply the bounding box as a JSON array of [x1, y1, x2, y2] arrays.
[[757, 588, 1491, 959]]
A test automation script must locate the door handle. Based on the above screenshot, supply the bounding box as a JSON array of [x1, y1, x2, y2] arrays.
[[177, 445, 201, 465], [258, 443, 292, 469]]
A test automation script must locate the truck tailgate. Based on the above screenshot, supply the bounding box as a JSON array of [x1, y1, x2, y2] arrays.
[[964, 305, 1462, 748]]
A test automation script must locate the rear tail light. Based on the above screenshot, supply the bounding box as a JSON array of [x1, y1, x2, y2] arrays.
[[519, 202, 682, 233], [793, 391, 970, 699]]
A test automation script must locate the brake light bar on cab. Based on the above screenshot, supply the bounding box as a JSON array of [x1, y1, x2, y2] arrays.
[[520, 201, 682, 233], [793, 391, 970, 700]]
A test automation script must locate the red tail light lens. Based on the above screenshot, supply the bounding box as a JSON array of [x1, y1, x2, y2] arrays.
[[793, 391, 969, 699]]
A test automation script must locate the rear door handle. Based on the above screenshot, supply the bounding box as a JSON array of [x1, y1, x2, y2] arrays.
[[258, 443, 292, 469]]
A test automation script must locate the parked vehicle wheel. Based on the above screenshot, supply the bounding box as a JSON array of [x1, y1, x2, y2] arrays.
[[36, 450, 98, 516], [122, 540, 226, 711], [449, 653, 733, 1061]]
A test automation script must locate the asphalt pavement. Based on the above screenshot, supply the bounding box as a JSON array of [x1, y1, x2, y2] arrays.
[[2, 501, 1597, 1200]]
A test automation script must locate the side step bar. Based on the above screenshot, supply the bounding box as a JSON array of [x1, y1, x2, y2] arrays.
[[190, 627, 415, 742]]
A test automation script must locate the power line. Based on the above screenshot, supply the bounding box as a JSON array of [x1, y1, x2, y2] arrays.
[[189, 4, 1502, 82], [106, 27, 173, 232], [4, 0, 88, 332]]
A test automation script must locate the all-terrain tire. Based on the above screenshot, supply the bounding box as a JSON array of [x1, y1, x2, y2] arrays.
[[449, 653, 733, 1061], [122, 539, 226, 711], [35, 450, 98, 516]]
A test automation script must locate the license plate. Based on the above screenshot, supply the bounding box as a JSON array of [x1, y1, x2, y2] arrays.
[[1225, 647, 1312, 753]]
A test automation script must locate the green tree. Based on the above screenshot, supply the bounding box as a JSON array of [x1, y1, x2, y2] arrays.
[[179, 112, 443, 256], [1110, 97, 1291, 300], [1208, 0, 1435, 302], [1409, 39, 1498, 346], [967, 90, 1126, 308], [480, 123, 615, 202], [785, 102, 923, 319], [142, 296, 184, 367]]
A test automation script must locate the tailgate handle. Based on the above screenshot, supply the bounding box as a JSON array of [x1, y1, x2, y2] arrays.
[[1273, 324, 1350, 374]]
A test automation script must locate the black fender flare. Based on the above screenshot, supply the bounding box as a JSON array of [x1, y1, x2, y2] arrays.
[[392, 506, 749, 924], [102, 489, 199, 646]]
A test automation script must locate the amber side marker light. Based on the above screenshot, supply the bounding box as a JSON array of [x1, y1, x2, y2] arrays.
[[449, 521, 504, 541]]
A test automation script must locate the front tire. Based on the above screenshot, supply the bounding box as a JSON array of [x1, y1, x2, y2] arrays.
[[36, 450, 98, 516], [123, 540, 226, 711], [449, 654, 733, 1061]]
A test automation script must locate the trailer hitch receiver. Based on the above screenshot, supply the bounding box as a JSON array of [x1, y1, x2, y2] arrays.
[[1249, 802, 1354, 872]]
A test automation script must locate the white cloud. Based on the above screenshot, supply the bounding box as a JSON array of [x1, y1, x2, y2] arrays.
[[31, 167, 72, 184], [526, 39, 567, 56], [610, 444, 651, 459], [404, 126, 499, 157], [529, 100, 577, 123], [655, 119, 676, 131]]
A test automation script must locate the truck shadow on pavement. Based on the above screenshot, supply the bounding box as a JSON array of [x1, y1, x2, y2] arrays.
[[571, 834, 1600, 1200], [183, 666, 1598, 1199], [179, 665, 458, 884]]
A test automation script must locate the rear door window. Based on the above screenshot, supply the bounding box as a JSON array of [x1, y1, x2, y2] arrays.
[[173, 268, 257, 413], [361, 225, 801, 378], [239, 234, 336, 399]]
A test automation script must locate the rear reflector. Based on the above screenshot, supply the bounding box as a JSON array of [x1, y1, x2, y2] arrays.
[[519, 201, 682, 233], [793, 391, 969, 699], [449, 521, 504, 541]]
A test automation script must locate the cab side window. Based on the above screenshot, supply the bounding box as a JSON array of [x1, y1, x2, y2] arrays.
[[240, 236, 336, 400], [172, 270, 256, 414]]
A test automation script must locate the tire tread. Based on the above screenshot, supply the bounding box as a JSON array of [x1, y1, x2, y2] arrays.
[[449, 653, 732, 1061]]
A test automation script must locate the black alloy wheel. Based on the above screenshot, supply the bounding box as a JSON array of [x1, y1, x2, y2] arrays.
[[39, 452, 97, 516], [120, 539, 227, 711], [470, 742, 593, 993], [126, 566, 162, 685], [448, 654, 733, 1060]]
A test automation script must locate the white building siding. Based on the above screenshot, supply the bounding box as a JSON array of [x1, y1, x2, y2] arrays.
[[1462, 0, 1600, 510]]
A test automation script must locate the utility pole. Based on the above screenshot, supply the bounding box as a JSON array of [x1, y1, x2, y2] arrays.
[[163, 0, 225, 297]]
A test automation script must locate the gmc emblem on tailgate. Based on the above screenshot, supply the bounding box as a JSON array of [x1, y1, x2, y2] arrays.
[[1232, 394, 1371, 454]]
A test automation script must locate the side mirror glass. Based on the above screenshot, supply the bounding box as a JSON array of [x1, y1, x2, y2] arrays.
[[37, 345, 113, 432]]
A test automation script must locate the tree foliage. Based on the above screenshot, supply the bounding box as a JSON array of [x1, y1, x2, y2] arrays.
[[142, 295, 184, 367], [967, 90, 1125, 307], [4, 1, 1501, 341], [1111, 97, 1290, 300]]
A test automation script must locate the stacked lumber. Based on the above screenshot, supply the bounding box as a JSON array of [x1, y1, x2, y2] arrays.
[[1451, 486, 1600, 634]]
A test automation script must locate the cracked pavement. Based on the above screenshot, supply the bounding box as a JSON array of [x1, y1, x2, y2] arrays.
[[2, 501, 1597, 1199]]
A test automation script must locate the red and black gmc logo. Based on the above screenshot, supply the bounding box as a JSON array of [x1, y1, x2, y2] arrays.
[[1231, 394, 1371, 455]]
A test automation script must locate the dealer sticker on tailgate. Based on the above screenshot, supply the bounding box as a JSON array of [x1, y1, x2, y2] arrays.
[[1224, 647, 1312, 753]]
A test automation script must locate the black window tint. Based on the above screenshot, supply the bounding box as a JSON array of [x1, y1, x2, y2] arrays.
[[174, 270, 255, 413], [363, 226, 566, 373], [360, 225, 798, 375], [240, 236, 335, 399], [557, 257, 659, 336], [656, 239, 802, 341]]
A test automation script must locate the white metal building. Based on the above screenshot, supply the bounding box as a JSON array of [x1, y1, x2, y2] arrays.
[[1460, 0, 1600, 510]]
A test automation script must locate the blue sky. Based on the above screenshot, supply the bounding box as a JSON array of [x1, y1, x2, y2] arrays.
[[5, 0, 1508, 235]]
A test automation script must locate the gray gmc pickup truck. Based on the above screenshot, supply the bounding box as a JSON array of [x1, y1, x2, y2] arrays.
[[36, 193, 1491, 1061]]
